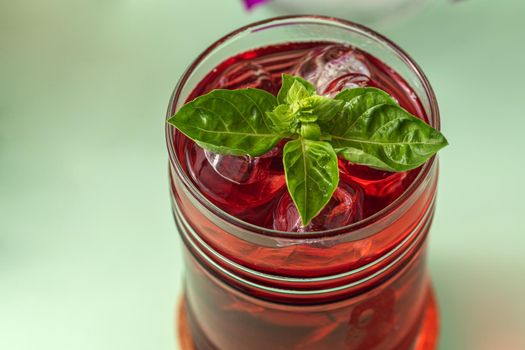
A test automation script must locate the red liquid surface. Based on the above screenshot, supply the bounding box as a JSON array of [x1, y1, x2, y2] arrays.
[[176, 42, 426, 232], [171, 42, 438, 349]]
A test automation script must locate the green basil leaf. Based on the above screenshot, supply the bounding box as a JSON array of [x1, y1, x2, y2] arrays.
[[278, 74, 316, 104], [300, 123, 321, 141], [330, 103, 448, 171], [167, 88, 280, 157], [323, 87, 398, 130], [336, 147, 397, 171], [288, 80, 313, 104], [283, 139, 339, 226], [266, 104, 298, 135], [305, 95, 345, 123], [335, 87, 397, 104]]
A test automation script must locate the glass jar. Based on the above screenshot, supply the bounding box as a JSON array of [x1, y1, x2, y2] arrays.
[[166, 16, 440, 350]]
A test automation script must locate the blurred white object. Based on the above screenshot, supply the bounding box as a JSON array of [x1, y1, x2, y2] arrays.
[[267, 0, 430, 26]]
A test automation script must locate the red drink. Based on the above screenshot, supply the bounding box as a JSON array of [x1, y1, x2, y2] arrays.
[[167, 17, 441, 350]]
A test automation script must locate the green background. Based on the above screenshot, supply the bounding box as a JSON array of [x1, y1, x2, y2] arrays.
[[1, 0, 524, 349]]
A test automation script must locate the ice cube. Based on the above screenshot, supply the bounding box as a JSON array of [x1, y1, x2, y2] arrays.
[[339, 161, 421, 217], [273, 180, 364, 232], [185, 142, 285, 213], [322, 73, 372, 97], [205, 151, 268, 185], [292, 44, 371, 94], [217, 62, 277, 94], [339, 161, 409, 198]]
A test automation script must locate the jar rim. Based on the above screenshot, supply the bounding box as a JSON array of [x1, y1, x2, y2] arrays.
[[165, 15, 440, 239]]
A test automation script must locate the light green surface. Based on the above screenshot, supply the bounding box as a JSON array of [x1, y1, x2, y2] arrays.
[[1, 1, 524, 349]]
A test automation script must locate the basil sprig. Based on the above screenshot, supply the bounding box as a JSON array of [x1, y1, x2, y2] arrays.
[[167, 74, 448, 226]]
